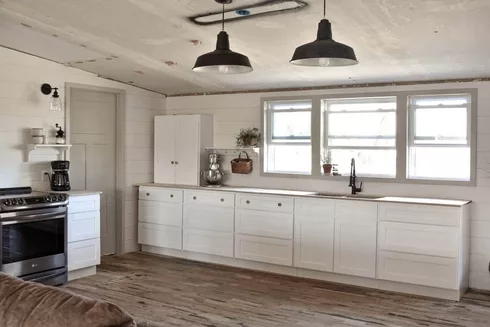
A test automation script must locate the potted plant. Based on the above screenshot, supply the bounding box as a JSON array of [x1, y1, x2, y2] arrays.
[[321, 149, 333, 174], [235, 128, 261, 147]]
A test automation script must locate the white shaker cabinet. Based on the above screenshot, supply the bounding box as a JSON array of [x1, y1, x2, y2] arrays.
[[334, 201, 378, 278], [293, 198, 335, 272], [154, 115, 213, 185]]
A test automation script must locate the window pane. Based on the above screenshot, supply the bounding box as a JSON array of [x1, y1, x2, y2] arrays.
[[328, 112, 396, 138], [329, 149, 396, 177], [272, 111, 311, 140], [414, 108, 467, 144], [328, 137, 395, 147], [412, 95, 469, 107], [408, 147, 470, 181], [266, 145, 311, 174], [327, 97, 396, 112], [270, 100, 311, 111]]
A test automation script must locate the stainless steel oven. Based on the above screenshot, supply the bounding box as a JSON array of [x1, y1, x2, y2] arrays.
[[0, 206, 67, 285]]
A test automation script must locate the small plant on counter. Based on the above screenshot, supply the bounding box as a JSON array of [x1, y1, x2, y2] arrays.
[[321, 149, 333, 174], [235, 127, 261, 147]]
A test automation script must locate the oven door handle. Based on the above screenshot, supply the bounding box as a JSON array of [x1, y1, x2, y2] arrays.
[[1, 213, 65, 225]]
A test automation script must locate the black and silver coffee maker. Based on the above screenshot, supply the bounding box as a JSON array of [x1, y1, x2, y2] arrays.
[[49, 160, 71, 191]]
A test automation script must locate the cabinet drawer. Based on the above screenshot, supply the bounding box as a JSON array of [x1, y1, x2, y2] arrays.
[[138, 222, 182, 250], [68, 211, 100, 243], [68, 195, 100, 214], [295, 198, 335, 215], [235, 234, 293, 266], [183, 228, 234, 257], [138, 200, 182, 226], [378, 221, 459, 258], [335, 200, 377, 221], [379, 204, 460, 227], [184, 190, 234, 208], [139, 187, 182, 203], [68, 238, 100, 271], [236, 194, 293, 213], [235, 208, 293, 239], [377, 251, 458, 290], [183, 204, 234, 232]]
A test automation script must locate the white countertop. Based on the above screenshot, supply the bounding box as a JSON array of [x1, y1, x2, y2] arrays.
[[136, 183, 471, 207], [49, 190, 102, 196]]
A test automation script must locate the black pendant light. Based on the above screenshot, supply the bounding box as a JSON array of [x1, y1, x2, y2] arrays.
[[290, 0, 358, 67], [193, 0, 253, 74]]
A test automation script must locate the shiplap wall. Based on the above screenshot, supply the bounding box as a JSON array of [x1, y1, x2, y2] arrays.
[[0, 46, 165, 253], [167, 82, 490, 291]]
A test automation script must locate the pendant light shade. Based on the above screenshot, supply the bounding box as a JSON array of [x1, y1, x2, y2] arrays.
[[193, 31, 253, 74], [193, 0, 253, 74]]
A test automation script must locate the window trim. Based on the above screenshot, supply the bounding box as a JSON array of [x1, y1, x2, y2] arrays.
[[260, 88, 477, 186]]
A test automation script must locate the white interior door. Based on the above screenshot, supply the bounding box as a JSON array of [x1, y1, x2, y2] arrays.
[[175, 115, 199, 185], [70, 89, 117, 255], [154, 116, 177, 183]]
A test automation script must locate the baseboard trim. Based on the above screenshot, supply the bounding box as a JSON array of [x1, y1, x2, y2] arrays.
[[142, 245, 463, 301], [68, 266, 97, 282]]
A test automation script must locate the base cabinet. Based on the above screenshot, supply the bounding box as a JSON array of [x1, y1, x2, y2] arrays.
[[377, 251, 459, 289], [68, 238, 100, 272], [235, 234, 293, 266], [294, 214, 334, 272], [334, 218, 377, 278], [138, 222, 182, 250], [183, 228, 234, 257]]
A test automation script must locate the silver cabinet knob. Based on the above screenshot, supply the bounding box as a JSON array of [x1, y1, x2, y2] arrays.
[[278, 203, 282, 207], [220, 198, 224, 202], [246, 200, 250, 204], [193, 196, 197, 200], [171, 161, 174, 164]]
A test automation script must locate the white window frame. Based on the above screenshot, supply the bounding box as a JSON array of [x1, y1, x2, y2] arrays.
[[260, 88, 477, 186], [323, 96, 398, 178]]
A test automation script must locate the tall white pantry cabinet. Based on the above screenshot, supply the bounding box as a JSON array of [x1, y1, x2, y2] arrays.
[[154, 115, 213, 186]]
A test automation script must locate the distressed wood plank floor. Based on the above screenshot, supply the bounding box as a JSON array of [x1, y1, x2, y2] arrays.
[[64, 252, 490, 327]]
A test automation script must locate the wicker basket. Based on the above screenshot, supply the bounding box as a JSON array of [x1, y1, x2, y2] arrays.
[[231, 151, 253, 174]]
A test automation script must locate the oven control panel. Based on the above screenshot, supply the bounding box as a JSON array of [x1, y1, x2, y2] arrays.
[[1, 193, 68, 210]]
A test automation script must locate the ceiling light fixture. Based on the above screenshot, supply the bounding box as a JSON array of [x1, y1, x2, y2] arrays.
[[193, 0, 253, 74], [41, 83, 62, 111], [290, 0, 358, 67]]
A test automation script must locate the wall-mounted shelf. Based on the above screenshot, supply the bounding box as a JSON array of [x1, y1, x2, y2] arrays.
[[205, 147, 260, 156], [26, 144, 72, 162]]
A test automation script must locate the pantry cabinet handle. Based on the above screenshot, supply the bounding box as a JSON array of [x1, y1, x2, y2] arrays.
[[246, 200, 250, 204], [193, 196, 197, 200], [278, 203, 282, 207]]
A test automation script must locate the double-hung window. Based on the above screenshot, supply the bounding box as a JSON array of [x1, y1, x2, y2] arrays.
[[408, 94, 472, 181], [264, 100, 312, 174], [323, 96, 397, 177]]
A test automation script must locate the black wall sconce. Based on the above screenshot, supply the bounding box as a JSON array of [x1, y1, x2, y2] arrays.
[[41, 83, 62, 111]]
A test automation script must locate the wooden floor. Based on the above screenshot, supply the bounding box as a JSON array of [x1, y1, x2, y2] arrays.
[[65, 252, 490, 327]]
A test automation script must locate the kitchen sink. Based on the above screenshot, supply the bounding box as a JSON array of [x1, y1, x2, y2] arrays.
[[313, 192, 381, 200]]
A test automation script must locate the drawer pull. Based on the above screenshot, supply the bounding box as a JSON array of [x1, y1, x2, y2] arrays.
[[278, 203, 282, 207], [171, 161, 174, 164], [246, 200, 250, 204], [170, 194, 174, 198], [193, 196, 197, 200], [146, 193, 150, 196], [220, 198, 224, 202], [175, 161, 179, 165]]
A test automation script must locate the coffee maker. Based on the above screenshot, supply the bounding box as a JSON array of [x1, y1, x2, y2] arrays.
[[49, 161, 71, 191]]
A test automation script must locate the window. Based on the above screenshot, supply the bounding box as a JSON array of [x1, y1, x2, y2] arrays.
[[262, 89, 475, 184], [264, 100, 311, 174], [324, 97, 397, 177], [408, 94, 472, 181]]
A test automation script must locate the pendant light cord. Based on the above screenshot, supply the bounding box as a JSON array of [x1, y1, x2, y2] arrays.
[[222, 3, 225, 31], [323, 0, 326, 18]]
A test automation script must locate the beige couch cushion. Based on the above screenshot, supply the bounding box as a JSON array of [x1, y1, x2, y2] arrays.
[[0, 273, 137, 327]]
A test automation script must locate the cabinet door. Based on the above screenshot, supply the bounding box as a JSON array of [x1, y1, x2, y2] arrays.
[[138, 200, 182, 227], [235, 208, 293, 239], [294, 214, 334, 272], [334, 218, 377, 278], [68, 238, 101, 271], [154, 116, 177, 184], [138, 222, 182, 250], [183, 204, 234, 232], [68, 211, 101, 243], [235, 234, 293, 266], [183, 228, 234, 257], [175, 115, 200, 186]]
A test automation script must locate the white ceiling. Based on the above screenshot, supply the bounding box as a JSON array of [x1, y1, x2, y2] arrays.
[[0, 0, 489, 95]]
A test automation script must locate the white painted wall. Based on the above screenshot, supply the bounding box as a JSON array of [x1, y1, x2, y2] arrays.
[[0, 46, 165, 253], [167, 82, 490, 291]]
